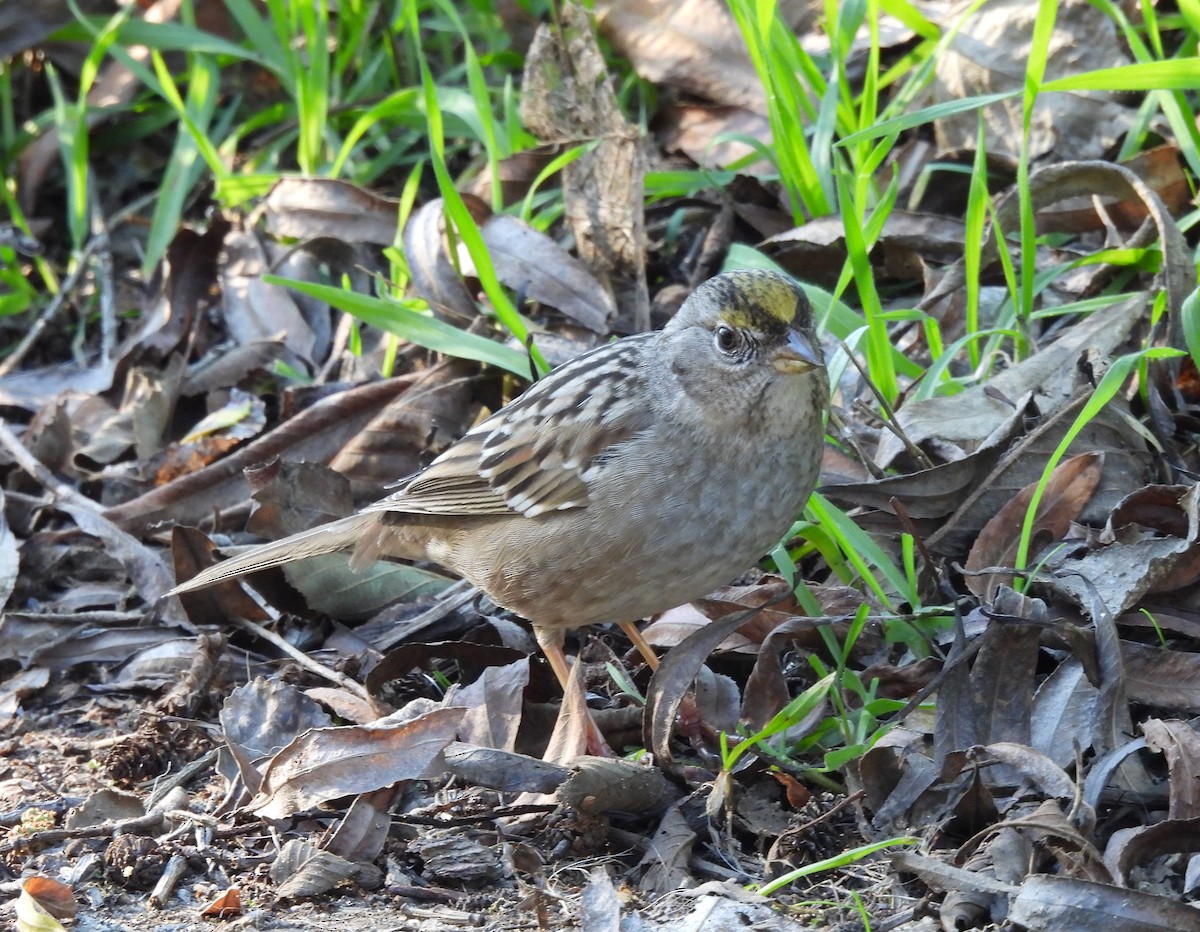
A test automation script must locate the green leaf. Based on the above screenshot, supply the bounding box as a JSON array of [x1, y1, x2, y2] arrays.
[[264, 276, 532, 376]]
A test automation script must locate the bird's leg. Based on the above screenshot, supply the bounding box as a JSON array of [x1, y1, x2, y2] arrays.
[[618, 620, 660, 671], [534, 626, 613, 757]]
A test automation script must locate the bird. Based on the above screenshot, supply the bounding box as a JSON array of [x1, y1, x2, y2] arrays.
[[169, 269, 828, 746]]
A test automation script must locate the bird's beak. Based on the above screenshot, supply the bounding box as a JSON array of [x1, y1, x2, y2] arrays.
[[773, 327, 823, 374]]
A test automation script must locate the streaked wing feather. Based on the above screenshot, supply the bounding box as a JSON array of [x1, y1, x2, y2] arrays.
[[362, 336, 653, 519]]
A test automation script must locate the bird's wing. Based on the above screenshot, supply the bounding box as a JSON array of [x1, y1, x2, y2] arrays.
[[363, 337, 654, 519]]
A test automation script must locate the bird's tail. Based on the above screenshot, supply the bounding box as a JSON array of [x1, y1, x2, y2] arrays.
[[168, 514, 379, 596]]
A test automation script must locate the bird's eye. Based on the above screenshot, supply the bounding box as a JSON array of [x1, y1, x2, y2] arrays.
[[714, 325, 741, 354]]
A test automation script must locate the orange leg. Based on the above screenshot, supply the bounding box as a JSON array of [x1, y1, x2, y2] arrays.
[[534, 626, 613, 757], [618, 620, 660, 671]]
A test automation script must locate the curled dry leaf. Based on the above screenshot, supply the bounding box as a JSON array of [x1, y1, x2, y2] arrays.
[[1107, 817, 1200, 888], [20, 877, 76, 922], [271, 838, 357, 901], [643, 607, 764, 766], [1141, 719, 1200, 821], [928, 395, 1150, 558], [199, 887, 242, 919]]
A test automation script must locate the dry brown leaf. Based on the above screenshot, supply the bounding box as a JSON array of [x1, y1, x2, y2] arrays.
[[252, 706, 467, 819], [470, 211, 616, 333], [638, 803, 696, 897], [655, 103, 772, 172], [446, 658, 530, 753], [1036, 146, 1191, 234], [965, 452, 1104, 600], [327, 361, 474, 490], [21, 877, 77, 923], [221, 230, 319, 365], [1030, 658, 1100, 768], [762, 211, 967, 290], [105, 376, 417, 534], [1041, 485, 1200, 620], [263, 177, 401, 245], [322, 786, 402, 864], [927, 0, 1133, 162], [271, 838, 357, 900], [1122, 641, 1200, 713], [878, 297, 1146, 468], [198, 887, 242, 919], [171, 526, 273, 625], [443, 742, 572, 794], [1107, 818, 1200, 888], [1141, 719, 1200, 821], [540, 656, 594, 764], [220, 678, 336, 797], [597, 0, 765, 111]]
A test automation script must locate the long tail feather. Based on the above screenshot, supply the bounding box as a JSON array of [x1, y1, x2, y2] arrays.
[[168, 514, 378, 596]]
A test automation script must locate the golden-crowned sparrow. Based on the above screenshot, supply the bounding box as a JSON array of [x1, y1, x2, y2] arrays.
[[170, 270, 828, 713]]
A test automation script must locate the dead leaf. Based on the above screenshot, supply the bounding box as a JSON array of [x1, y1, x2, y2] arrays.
[[597, 0, 766, 111], [445, 658, 530, 752], [1010, 874, 1200, 931], [263, 177, 401, 246], [1141, 720, 1200, 821], [271, 838, 357, 900], [198, 887, 242, 919], [927, 0, 1133, 161], [220, 678, 335, 797], [442, 742, 572, 794], [20, 877, 76, 922], [105, 376, 418, 534], [965, 452, 1104, 599], [221, 229, 319, 366], [470, 211, 616, 333], [322, 786, 401, 864], [252, 706, 467, 819], [878, 296, 1146, 468], [639, 803, 696, 896]]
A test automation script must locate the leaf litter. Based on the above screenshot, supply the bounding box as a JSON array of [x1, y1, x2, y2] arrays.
[[3, 1, 1200, 930]]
